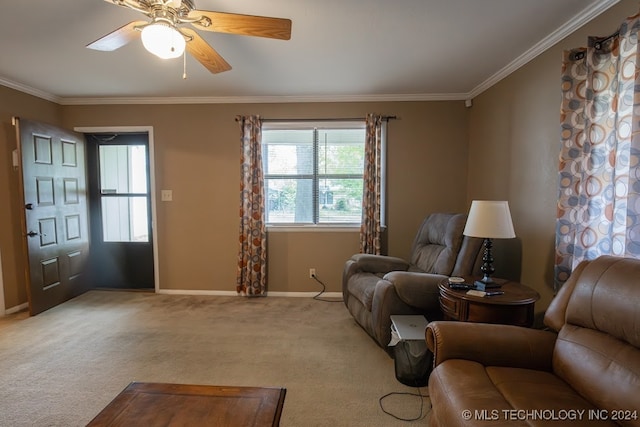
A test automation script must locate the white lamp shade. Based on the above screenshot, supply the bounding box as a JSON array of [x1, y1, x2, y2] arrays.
[[463, 200, 515, 239], [141, 23, 185, 59]]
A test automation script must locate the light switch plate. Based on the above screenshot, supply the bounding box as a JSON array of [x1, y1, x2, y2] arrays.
[[161, 190, 172, 202]]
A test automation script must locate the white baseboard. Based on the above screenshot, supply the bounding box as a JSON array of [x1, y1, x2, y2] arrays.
[[156, 289, 342, 298], [267, 291, 342, 298], [157, 289, 238, 296], [5, 302, 28, 315]]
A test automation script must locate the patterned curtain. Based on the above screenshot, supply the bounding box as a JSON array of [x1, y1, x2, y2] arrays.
[[360, 114, 383, 254], [236, 115, 267, 296], [556, 12, 640, 288]]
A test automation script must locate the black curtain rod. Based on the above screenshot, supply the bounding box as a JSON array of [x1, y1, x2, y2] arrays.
[[592, 30, 619, 50], [236, 116, 397, 122]]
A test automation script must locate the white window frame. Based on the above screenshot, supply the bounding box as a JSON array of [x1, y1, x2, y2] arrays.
[[262, 120, 386, 230]]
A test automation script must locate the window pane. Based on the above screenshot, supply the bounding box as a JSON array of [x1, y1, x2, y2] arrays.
[[99, 145, 148, 194], [262, 130, 314, 175], [102, 196, 149, 242], [318, 178, 363, 223], [266, 178, 314, 223], [318, 129, 365, 174]]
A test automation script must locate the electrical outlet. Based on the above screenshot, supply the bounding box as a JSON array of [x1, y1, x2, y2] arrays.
[[161, 190, 173, 202], [309, 268, 316, 279]]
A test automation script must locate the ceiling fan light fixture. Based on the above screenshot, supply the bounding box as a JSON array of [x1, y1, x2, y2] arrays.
[[141, 22, 185, 59], [89, 2, 291, 74]]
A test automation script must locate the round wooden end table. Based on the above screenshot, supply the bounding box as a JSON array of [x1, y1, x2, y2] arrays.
[[438, 277, 540, 327]]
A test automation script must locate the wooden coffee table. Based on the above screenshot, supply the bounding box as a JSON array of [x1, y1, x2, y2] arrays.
[[87, 382, 286, 426]]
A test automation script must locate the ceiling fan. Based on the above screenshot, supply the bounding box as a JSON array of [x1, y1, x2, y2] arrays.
[[87, 0, 292, 74]]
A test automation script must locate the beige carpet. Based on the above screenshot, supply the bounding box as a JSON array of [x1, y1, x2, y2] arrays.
[[0, 291, 431, 426]]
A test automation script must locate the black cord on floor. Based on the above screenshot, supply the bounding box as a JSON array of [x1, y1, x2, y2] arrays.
[[311, 274, 343, 302], [379, 388, 431, 421], [380, 338, 432, 421]]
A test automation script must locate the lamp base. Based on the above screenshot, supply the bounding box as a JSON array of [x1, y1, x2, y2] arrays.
[[476, 238, 502, 291], [474, 278, 502, 291]]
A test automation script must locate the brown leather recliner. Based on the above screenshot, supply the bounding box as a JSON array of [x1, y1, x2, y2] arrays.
[[342, 213, 482, 349], [426, 255, 640, 427]]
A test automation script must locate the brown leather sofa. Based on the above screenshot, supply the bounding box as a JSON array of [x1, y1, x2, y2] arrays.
[[426, 255, 640, 427]]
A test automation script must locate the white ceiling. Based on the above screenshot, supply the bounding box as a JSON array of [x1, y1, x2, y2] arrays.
[[0, 0, 619, 104]]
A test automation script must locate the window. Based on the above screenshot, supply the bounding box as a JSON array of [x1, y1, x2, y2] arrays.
[[98, 144, 150, 242], [262, 121, 367, 225]]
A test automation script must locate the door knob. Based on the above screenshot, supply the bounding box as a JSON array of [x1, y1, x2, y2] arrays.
[[26, 231, 39, 237], [25, 203, 34, 210]]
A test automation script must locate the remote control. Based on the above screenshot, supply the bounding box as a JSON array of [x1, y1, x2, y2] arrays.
[[485, 290, 504, 296], [449, 283, 472, 290]]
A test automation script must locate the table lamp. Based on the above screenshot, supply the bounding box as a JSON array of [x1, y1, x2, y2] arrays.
[[463, 200, 515, 290]]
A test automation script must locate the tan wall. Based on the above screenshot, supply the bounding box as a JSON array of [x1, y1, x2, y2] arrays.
[[0, 86, 61, 309], [1, 95, 469, 308], [60, 101, 469, 295], [467, 0, 639, 321]]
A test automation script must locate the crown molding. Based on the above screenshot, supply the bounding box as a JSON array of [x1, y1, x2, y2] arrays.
[[57, 92, 469, 105], [468, 0, 620, 98], [1, 0, 619, 106], [0, 76, 61, 104]]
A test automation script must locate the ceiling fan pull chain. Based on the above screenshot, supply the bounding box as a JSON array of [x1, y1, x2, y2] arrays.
[[183, 49, 187, 79]]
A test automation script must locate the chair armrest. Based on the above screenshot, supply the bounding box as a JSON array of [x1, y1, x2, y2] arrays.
[[348, 253, 410, 274], [426, 321, 556, 371], [383, 271, 447, 311]]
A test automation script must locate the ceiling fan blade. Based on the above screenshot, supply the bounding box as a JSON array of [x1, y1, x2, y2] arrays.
[[182, 28, 232, 74], [188, 10, 291, 40], [103, 0, 146, 10], [86, 20, 146, 51]]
